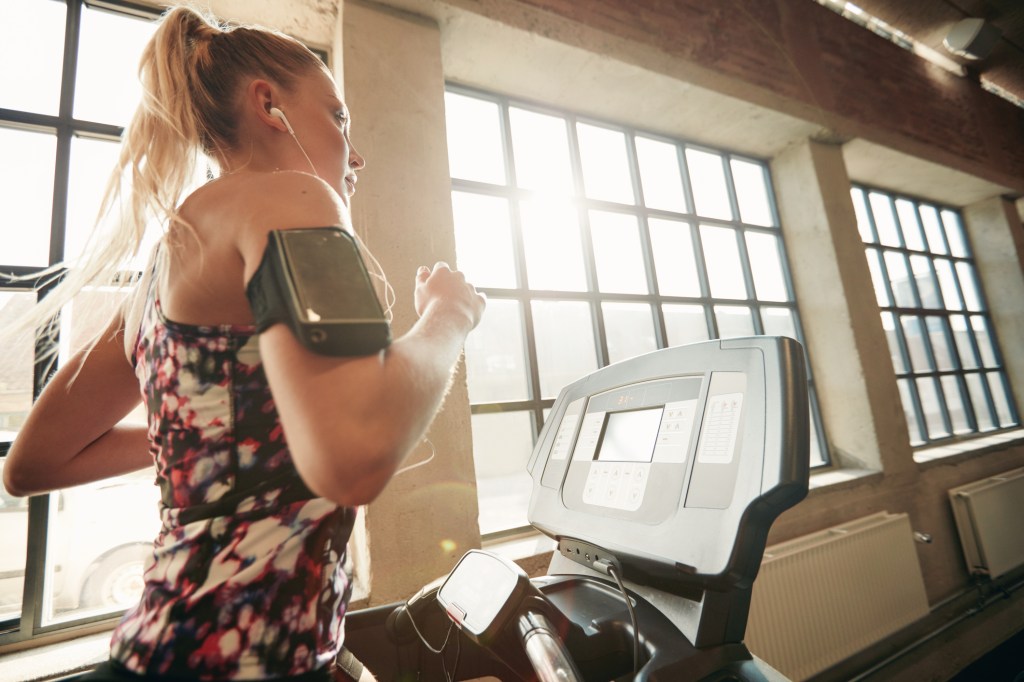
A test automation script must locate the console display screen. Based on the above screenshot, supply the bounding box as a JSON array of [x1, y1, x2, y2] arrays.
[[596, 407, 664, 462]]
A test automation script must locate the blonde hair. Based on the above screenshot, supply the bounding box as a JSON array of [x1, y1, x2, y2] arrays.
[[4, 5, 324, 362]]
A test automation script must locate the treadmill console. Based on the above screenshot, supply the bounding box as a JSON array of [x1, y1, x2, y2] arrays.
[[528, 337, 809, 590]]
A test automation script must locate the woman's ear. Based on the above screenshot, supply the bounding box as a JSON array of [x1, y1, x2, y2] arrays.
[[246, 78, 288, 133]]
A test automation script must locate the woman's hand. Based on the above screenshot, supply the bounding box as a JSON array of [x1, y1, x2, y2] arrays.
[[413, 262, 486, 332]]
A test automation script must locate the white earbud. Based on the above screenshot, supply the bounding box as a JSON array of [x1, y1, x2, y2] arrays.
[[269, 106, 318, 178], [268, 106, 295, 135]]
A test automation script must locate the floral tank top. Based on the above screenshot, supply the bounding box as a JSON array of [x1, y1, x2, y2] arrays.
[[110, 246, 355, 679]]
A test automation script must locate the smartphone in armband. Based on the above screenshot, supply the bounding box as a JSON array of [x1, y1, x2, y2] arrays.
[[246, 227, 392, 356]]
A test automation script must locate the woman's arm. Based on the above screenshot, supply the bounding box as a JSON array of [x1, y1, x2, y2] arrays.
[[238, 174, 486, 507], [260, 262, 483, 506], [2, 312, 149, 497]]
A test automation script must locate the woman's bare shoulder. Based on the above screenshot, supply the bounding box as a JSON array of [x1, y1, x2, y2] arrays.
[[181, 171, 346, 232], [238, 171, 344, 227]]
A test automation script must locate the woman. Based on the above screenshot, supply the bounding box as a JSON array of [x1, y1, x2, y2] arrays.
[[2, 6, 484, 681]]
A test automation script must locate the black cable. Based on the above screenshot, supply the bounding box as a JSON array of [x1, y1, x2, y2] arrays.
[[404, 605, 456, 655], [607, 564, 640, 676]]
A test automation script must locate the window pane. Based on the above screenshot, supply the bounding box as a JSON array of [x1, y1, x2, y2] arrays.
[[901, 315, 931, 371], [910, 255, 940, 309], [465, 299, 529, 403], [895, 199, 925, 251], [0, 0, 66, 115], [75, 6, 157, 126], [686, 149, 732, 220], [0, 459, 29, 622], [745, 232, 788, 301], [635, 137, 687, 212], [971, 316, 997, 367], [66, 136, 121, 265], [941, 209, 968, 258], [576, 123, 633, 204], [881, 312, 907, 373], [715, 305, 754, 339], [730, 159, 773, 227], [472, 411, 534, 535], [41, 284, 153, 622], [452, 191, 516, 288], [0, 127, 57, 267], [950, 315, 978, 369], [941, 375, 970, 434], [987, 373, 1015, 427], [898, 378, 924, 446], [44, 471, 160, 624], [520, 199, 586, 291], [0, 292, 36, 441], [865, 249, 891, 307], [649, 219, 700, 297], [868, 192, 900, 247], [761, 307, 796, 340], [663, 304, 709, 347], [602, 302, 657, 364], [884, 251, 916, 307], [509, 108, 573, 194], [590, 211, 647, 294], [700, 225, 747, 299], [926, 316, 954, 371], [956, 262, 982, 311], [917, 377, 950, 439], [919, 205, 947, 254], [445, 92, 506, 184], [851, 188, 874, 242], [532, 301, 597, 398], [965, 373, 995, 431], [934, 259, 962, 310]]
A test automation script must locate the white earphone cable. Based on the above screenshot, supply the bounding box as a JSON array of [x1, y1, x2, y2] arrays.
[[279, 110, 396, 323]]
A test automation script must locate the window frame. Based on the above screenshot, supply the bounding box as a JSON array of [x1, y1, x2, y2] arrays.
[[0, 0, 163, 647], [446, 84, 831, 539], [0, 0, 333, 648], [853, 182, 1020, 447]]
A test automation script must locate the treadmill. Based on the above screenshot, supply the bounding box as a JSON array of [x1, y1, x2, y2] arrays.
[[347, 335, 811, 681]]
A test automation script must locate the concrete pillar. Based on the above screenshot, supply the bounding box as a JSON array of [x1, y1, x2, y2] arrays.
[[343, 0, 481, 604], [771, 139, 914, 475], [962, 196, 1024, 409]]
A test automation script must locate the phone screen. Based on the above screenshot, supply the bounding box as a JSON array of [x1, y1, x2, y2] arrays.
[[280, 228, 383, 323]]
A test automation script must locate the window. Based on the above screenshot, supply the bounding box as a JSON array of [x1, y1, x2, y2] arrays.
[[445, 86, 829, 537], [853, 185, 1020, 446], [0, 0, 163, 645], [1, 1, 341, 647]]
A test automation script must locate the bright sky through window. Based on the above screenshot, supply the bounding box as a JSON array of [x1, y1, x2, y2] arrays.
[[445, 87, 831, 533]]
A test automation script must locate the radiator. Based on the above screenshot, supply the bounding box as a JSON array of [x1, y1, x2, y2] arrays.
[[949, 466, 1024, 579], [745, 512, 930, 681]]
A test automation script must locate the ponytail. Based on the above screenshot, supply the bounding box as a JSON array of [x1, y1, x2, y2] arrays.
[[3, 5, 324, 366]]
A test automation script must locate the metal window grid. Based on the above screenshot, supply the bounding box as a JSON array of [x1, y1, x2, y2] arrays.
[[447, 85, 831, 539], [853, 183, 1020, 446], [0, 0, 331, 646]]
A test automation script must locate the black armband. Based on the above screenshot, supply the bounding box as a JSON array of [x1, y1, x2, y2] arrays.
[[246, 227, 391, 356]]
